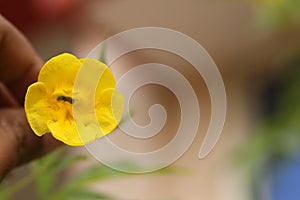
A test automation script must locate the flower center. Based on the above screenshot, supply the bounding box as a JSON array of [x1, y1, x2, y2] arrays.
[[57, 95, 74, 104]]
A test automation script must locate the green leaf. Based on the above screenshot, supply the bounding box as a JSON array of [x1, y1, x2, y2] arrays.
[[0, 187, 9, 200], [99, 42, 107, 65], [31, 148, 89, 199], [59, 164, 126, 192]]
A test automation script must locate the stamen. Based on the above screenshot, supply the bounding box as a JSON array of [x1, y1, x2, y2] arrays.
[[57, 96, 74, 104]]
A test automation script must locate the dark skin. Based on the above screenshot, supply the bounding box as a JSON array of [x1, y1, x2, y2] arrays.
[[0, 15, 62, 181]]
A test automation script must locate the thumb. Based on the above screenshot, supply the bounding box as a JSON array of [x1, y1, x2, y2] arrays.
[[0, 108, 62, 181]]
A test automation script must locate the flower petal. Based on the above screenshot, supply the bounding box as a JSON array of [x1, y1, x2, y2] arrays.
[[96, 88, 124, 135], [79, 58, 116, 94], [47, 119, 99, 146], [38, 53, 81, 91], [24, 82, 51, 136]]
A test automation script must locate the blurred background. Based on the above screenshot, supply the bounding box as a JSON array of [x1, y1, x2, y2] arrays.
[[1, 0, 300, 199]]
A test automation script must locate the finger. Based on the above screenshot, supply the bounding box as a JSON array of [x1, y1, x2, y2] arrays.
[[0, 108, 63, 181], [0, 82, 19, 107], [0, 15, 42, 105]]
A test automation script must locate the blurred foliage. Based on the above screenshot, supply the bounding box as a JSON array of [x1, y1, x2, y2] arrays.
[[251, 0, 300, 30], [240, 57, 300, 167], [0, 148, 176, 200], [0, 148, 124, 200], [238, 56, 300, 199], [238, 0, 300, 169]]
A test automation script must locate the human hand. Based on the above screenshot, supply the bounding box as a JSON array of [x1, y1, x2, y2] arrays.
[[0, 15, 62, 181]]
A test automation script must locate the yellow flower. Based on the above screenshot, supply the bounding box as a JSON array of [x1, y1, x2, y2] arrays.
[[24, 53, 124, 146]]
